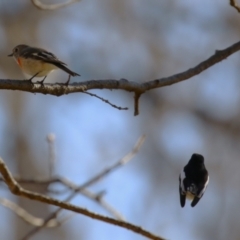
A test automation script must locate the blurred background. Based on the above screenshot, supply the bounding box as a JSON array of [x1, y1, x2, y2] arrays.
[[0, 0, 239, 239]]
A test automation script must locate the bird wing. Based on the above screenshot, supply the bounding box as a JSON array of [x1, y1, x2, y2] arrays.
[[21, 47, 67, 66], [191, 196, 200, 207], [191, 175, 209, 207], [179, 174, 186, 207], [197, 175, 209, 198]]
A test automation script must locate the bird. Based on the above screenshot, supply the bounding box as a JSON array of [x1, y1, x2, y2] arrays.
[[8, 44, 80, 85], [179, 153, 209, 207]]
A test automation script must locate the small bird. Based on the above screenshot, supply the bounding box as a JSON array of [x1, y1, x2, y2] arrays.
[[179, 153, 209, 207], [8, 44, 80, 85]]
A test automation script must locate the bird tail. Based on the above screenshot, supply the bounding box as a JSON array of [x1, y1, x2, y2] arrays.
[[54, 63, 80, 77]]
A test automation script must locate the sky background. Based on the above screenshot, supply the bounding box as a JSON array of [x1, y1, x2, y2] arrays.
[[0, 0, 240, 240]]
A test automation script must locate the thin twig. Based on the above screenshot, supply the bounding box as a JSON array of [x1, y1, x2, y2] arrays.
[[21, 135, 146, 240], [0, 136, 161, 240], [0, 176, 125, 221], [31, 0, 80, 10], [0, 198, 62, 227], [134, 92, 141, 116], [81, 189, 125, 221], [46, 134, 56, 178], [83, 91, 128, 111]]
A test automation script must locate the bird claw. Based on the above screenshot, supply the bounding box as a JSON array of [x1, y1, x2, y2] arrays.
[[36, 80, 45, 87], [27, 79, 34, 86], [56, 75, 71, 87]]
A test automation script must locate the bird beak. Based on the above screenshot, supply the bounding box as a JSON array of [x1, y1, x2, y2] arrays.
[[8, 53, 13, 57]]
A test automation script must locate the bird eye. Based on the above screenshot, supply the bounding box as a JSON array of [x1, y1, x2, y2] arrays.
[[14, 48, 18, 52]]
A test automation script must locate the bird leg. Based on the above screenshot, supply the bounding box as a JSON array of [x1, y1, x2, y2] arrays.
[[64, 74, 71, 86], [56, 75, 71, 86], [37, 76, 47, 86], [28, 72, 40, 84]]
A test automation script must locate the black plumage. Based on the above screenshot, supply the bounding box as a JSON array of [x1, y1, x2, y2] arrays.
[[179, 153, 209, 207]]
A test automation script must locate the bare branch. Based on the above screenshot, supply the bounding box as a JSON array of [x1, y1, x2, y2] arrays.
[[73, 135, 145, 190], [83, 91, 128, 111], [0, 136, 145, 225], [134, 92, 141, 116], [24, 135, 146, 239], [0, 136, 158, 239], [46, 133, 56, 178], [0, 176, 125, 220], [81, 189, 125, 221], [0, 156, 164, 239], [4, 40, 240, 115], [230, 0, 240, 12], [31, 0, 80, 10], [0, 198, 61, 227]]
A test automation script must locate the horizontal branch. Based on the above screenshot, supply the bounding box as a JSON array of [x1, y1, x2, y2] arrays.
[[3, 40, 240, 115], [3, 40, 240, 93]]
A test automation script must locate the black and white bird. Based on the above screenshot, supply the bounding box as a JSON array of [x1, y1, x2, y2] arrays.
[[179, 153, 209, 207]]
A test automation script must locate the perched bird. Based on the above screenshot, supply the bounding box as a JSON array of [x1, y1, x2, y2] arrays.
[[8, 44, 80, 85], [179, 153, 209, 207]]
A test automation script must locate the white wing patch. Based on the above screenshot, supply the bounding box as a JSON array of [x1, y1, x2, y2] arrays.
[[180, 170, 186, 192], [180, 169, 209, 198], [198, 175, 209, 197]]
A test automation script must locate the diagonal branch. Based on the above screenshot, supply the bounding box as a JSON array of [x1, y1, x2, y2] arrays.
[[230, 0, 240, 12], [81, 189, 125, 221], [0, 176, 125, 220], [21, 136, 146, 240], [0, 136, 164, 240], [0, 151, 164, 239], [0, 197, 62, 227], [83, 91, 128, 111]]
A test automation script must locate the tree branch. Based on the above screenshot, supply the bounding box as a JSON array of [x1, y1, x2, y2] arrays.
[[0, 157, 164, 240], [0, 176, 125, 221], [83, 91, 128, 111], [0, 197, 63, 227], [46, 133, 56, 178], [31, 0, 80, 10], [230, 0, 240, 12], [4, 40, 240, 115], [134, 92, 141, 116], [0, 136, 163, 240]]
